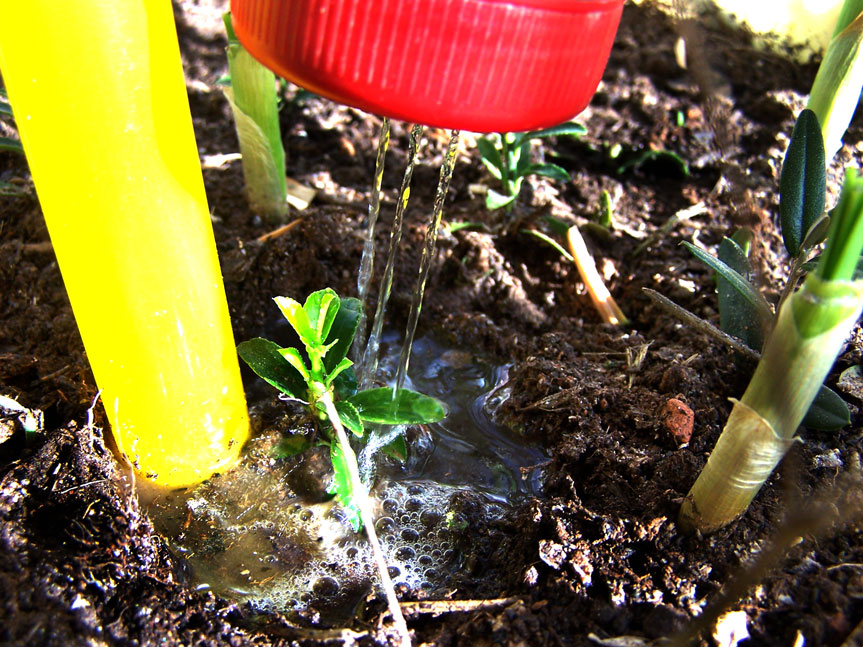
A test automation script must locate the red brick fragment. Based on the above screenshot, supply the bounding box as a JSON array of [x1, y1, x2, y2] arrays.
[[661, 398, 694, 445]]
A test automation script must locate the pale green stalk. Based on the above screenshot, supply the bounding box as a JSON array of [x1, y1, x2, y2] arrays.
[[832, 0, 863, 37], [680, 170, 863, 533], [224, 14, 288, 222], [319, 393, 411, 647], [807, 6, 863, 161]]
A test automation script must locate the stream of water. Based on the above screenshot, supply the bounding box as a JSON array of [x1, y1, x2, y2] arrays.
[[394, 130, 460, 393], [357, 123, 423, 389], [353, 117, 390, 364]]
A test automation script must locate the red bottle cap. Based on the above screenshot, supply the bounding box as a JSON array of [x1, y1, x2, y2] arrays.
[[230, 0, 624, 133]]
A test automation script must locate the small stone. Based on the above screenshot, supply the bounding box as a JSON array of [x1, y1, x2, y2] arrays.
[[660, 398, 694, 445]]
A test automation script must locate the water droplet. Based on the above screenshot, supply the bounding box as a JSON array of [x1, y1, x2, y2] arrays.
[[401, 528, 420, 542], [375, 517, 395, 535], [395, 546, 416, 561], [312, 576, 340, 597], [405, 498, 423, 512], [420, 509, 442, 527]]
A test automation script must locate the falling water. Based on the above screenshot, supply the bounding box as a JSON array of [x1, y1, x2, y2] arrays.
[[357, 123, 423, 389], [353, 118, 390, 363], [394, 131, 460, 393]]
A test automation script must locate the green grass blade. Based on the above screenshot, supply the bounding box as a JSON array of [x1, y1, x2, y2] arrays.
[[683, 241, 774, 330], [513, 121, 586, 147], [817, 168, 863, 282]]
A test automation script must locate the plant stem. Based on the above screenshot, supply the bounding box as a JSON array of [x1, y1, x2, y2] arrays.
[[679, 169, 863, 534], [319, 393, 411, 647]]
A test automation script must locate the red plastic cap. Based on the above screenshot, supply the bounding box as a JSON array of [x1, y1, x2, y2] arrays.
[[230, 0, 624, 133]]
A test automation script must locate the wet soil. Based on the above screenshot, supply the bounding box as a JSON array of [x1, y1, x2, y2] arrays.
[[3, 1, 863, 645]]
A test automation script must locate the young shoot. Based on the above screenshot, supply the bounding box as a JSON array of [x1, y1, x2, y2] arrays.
[[477, 122, 585, 212], [807, 0, 863, 161], [679, 167, 863, 533], [223, 13, 288, 222], [237, 289, 446, 645]]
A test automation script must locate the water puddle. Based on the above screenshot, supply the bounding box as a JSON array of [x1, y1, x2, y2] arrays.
[[144, 334, 546, 624]]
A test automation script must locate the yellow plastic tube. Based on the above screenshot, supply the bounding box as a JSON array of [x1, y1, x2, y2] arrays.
[[0, 1, 250, 487]]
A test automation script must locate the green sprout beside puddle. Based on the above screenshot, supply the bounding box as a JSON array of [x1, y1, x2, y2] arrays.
[[238, 288, 445, 646], [237, 288, 446, 531]]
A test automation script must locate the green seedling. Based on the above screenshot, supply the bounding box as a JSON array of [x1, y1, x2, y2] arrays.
[[238, 288, 445, 647], [237, 288, 446, 529], [222, 13, 288, 222], [680, 110, 847, 431], [611, 144, 690, 177], [676, 110, 863, 533], [477, 121, 585, 211]]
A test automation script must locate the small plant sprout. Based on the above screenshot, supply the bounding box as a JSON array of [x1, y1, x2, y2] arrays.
[[806, 0, 863, 160], [654, 110, 850, 434], [678, 123, 863, 533], [237, 288, 446, 644], [477, 122, 586, 211], [524, 221, 627, 326], [223, 13, 289, 222]]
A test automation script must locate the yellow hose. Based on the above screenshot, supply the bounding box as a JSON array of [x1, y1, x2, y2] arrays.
[[0, 1, 250, 487]]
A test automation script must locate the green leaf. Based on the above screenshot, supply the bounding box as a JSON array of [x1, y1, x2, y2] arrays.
[[348, 388, 447, 425], [446, 221, 487, 233], [304, 288, 340, 344], [486, 188, 517, 210], [335, 400, 364, 437], [325, 356, 354, 387], [780, 109, 826, 258], [323, 296, 361, 373], [541, 214, 573, 238], [274, 296, 315, 346], [617, 149, 690, 177], [802, 384, 851, 430], [513, 121, 586, 147], [683, 242, 774, 332], [477, 137, 503, 180], [381, 433, 408, 462], [523, 162, 571, 183], [279, 347, 311, 381], [330, 442, 362, 531], [513, 141, 532, 178], [271, 434, 312, 459], [237, 337, 307, 398], [0, 137, 24, 154], [332, 367, 358, 399], [0, 99, 13, 118], [717, 236, 765, 351], [522, 228, 574, 263]]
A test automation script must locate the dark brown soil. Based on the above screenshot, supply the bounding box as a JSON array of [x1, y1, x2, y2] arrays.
[[3, 2, 863, 646]]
